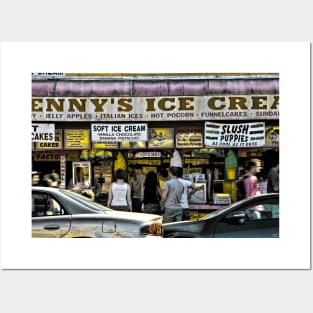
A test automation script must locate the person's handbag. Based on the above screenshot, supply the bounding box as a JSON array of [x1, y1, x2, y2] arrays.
[[143, 203, 162, 214]]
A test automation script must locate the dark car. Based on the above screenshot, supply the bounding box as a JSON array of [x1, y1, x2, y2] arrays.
[[32, 187, 163, 238], [163, 193, 279, 238]]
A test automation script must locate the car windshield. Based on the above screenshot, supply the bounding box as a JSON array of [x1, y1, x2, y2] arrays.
[[199, 205, 234, 220], [59, 189, 112, 212], [199, 195, 279, 220]]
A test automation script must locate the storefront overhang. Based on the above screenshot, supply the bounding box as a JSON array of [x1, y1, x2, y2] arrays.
[[32, 76, 279, 97]]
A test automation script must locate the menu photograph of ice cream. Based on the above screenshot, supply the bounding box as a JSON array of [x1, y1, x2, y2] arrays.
[[265, 126, 279, 147], [148, 128, 174, 148]]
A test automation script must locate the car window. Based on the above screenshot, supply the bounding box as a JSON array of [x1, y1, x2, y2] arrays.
[[213, 197, 280, 238], [243, 202, 279, 220], [60, 189, 110, 212], [32, 193, 67, 217]]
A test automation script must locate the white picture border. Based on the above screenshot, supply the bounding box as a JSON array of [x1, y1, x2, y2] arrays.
[[0, 42, 310, 269]]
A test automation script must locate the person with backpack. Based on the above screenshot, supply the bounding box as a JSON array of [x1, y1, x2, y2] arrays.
[[236, 174, 248, 201]]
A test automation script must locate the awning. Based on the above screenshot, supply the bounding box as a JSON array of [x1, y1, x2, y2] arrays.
[[32, 76, 279, 97]]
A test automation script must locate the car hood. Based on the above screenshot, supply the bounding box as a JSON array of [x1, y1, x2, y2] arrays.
[[74, 210, 163, 222], [163, 220, 206, 233]]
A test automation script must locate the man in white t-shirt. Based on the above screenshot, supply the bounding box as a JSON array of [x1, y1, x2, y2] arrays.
[[161, 166, 184, 223]]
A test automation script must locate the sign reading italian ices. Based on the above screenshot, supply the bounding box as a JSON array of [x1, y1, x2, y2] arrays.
[[205, 122, 265, 147], [91, 123, 148, 142]]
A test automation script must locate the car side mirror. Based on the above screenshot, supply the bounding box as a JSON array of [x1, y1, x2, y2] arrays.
[[224, 211, 246, 225]]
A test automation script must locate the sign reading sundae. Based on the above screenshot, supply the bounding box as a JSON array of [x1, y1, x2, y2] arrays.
[[205, 122, 265, 148]]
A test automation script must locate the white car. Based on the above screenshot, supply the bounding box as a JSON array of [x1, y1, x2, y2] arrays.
[[32, 187, 163, 238]]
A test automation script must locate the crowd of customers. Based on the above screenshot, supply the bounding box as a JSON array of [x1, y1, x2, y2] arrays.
[[32, 150, 279, 222]]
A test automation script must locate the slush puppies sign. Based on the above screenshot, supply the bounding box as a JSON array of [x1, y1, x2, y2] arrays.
[[205, 122, 265, 148], [32, 123, 55, 142]]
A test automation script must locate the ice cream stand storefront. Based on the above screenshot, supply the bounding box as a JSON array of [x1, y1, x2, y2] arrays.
[[31, 74, 279, 219]]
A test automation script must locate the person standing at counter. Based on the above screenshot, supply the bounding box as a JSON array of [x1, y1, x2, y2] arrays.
[[267, 159, 279, 193], [142, 171, 162, 214], [158, 168, 169, 189], [130, 164, 146, 212], [161, 166, 184, 223], [244, 161, 260, 198], [107, 169, 132, 212], [244, 161, 262, 219]]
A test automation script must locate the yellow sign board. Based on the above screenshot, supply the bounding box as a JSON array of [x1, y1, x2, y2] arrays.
[[65, 129, 90, 149]]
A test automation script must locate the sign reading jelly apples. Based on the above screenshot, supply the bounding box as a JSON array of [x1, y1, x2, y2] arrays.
[[205, 122, 265, 148]]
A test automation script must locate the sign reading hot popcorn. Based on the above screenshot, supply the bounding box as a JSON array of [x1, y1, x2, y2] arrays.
[[205, 122, 265, 148], [91, 123, 148, 142]]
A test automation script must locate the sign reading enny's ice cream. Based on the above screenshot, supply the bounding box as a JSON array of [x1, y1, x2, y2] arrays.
[[32, 95, 279, 121]]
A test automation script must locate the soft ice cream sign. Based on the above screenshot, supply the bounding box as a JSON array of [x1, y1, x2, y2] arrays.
[[91, 123, 148, 142], [205, 122, 265, 148]]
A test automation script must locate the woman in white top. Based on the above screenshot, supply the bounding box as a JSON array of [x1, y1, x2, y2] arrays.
[[107, 169, 132, 212]]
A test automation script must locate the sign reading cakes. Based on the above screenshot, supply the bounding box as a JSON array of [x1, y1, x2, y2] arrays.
[[35, 129, 62, 150], [205, 122, 265, 147], [91, 123, 148, 142], [32, 123, 55, 142]]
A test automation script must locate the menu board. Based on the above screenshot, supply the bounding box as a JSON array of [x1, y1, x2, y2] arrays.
[[65, 129, 90, 149], [175, 127, 203, 148], [148, 128, 174, 149]]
